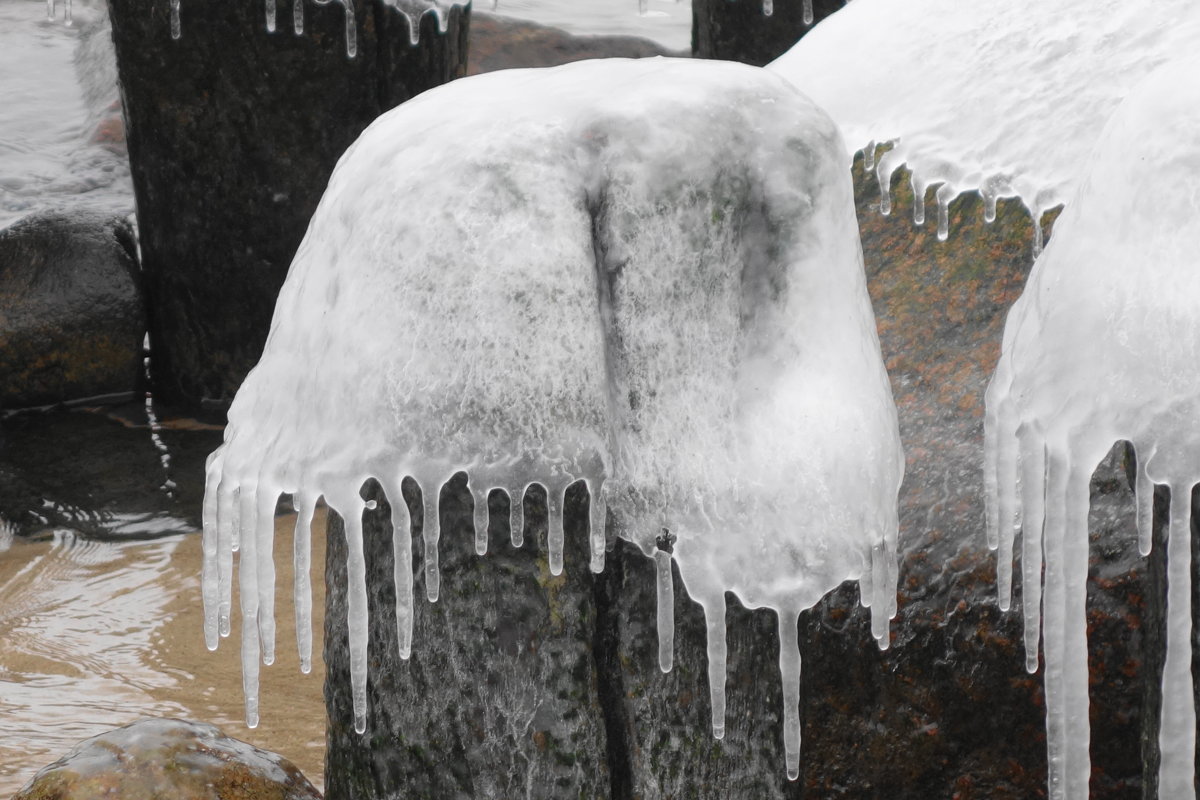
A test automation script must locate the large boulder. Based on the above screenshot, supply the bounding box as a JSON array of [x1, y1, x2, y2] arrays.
[[0, 210, 142, 410], [12, 717, 321, 800], [320, 158, 1168, 798], [105, 0, 469, 406]]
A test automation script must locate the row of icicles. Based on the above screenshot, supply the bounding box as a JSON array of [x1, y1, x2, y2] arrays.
[[860, 141, 1050, 259]]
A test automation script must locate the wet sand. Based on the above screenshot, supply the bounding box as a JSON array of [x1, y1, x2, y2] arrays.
[[0, 510, 328, 795]]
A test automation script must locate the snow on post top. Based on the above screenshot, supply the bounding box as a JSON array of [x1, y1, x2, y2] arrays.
[[201, 57, 903, 780], [769, 0, 1200, 254], [985, 55, 1200, 800]]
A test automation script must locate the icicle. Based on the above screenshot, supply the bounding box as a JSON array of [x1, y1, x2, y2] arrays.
[[1032, 209, 1045, 258], [547, 481, 567, 576], [471, 483, 490, 557], [314, 0, 356, 56], [256, 492, 278, 667], [912, 174, 927, 226], [875, 149, 901, 217], [639, 0, 647, 16], [703, 594, 727, 739], [1018, 432, 1046, 674], [862, 140, 876, 172], [655, 548, 674, 673], [509, 484, 526, 548], [293, 493, 316, 674], [1159, 483, 1197, 800], [201, 471, 220, 651], [217, 485, 238, 638], [238, 489, 262, 728], [778, 611, 802, 781], [935, 182, 955, 241], [392, 484, 414, 659], [45, 0, 53, 21], [869, 542, 889, 647], [63, 0, 72, 25], [266, 0, 277, 32], [293, 0, 304, 33], [169, 0, 181, 39], [587, 481, 606, 574], [982, 183, 998, 224], [802, 0, 813, 25], [344, 498, 370, 734], [994, 414, 1019, 612], [1040, 452, 1067, 800], [421, 482, 441, 602], [763, 0, 774, 17], [1059, 463, 1092, 800], [1135, 449, 1154, 555]]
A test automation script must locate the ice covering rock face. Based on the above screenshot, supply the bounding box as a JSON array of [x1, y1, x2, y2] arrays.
[[769, 0, 1200, 254], [202, 57, 902, 779], [985, 57, 1200, 800]]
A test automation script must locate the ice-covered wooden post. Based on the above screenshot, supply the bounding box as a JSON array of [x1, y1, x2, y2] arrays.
[[202, 57, 903, 797], [105, 0, 469, 404]]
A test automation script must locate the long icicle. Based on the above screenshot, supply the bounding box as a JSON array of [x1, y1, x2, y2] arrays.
[[293, 492, 316, 673], [201, 472, 220, 651], [392, 483, 414, 660], [238, 488, 262, 728], [655, 549, 674, 673], [703, 592, 727, 740], [256, 491, 278, 667], [1019, 432, 1046, 674], [1040, 451, 1067, 800], [547, 481, 567, 576], [345, 498, 369, 734], [509, 484, 526, 548], [217, 484, 238, 638], [472, 483, 490, 557], [1135, 446, 1155, 556], [1159, 482, 1197, 800], [1060, 461, 1092, 800], [778, 610, 802, 781]]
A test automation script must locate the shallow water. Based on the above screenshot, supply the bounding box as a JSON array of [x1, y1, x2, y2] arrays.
[[0, 511, 329, 795], [0, 0, 132, 228], [492, 0, 692, 49]]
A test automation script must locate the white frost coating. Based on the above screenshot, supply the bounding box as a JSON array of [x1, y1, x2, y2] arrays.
[[201, 58, 903, 777], [770, 0, 1200, 243], [984, 57, 1200, 800]]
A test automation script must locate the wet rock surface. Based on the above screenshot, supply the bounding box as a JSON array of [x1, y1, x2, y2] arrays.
[[322, 160, 1169, 798], [12, 717, 321, 800], [468, 12, 681, 75], [691, 0, 840, 65], [106, 0, 469, 405], [0, 210, 142, 411]]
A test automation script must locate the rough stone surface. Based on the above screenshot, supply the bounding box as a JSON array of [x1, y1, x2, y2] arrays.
[[324, 478, 612, 800], [691, 0, 841, 65], [0, 210, 142, 410], [106, 0, 469, 406], [468, 12, 681, 75], [12, 717, 321, 800], [321, 160, 1175, 798]]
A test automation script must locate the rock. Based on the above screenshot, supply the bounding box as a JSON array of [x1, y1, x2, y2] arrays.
[[323, 478, 613, 800], [468, 12, 682, 75], [691, 0, 841, 65], [320, 161, 1167, 798], [0, 210, 142, 410], [105, 0, 469, 406], [12, 717, 321, 800]]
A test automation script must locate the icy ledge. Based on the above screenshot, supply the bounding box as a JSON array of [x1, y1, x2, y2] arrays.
[[985, 56, 1200, 800], [769, 0, 1200, 256], [201, 57, 903, 779]]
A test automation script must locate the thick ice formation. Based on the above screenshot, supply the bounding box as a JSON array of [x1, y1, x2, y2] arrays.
[[166, 0, 465, 54], [985, 56, 1200, 800], [769, 0, 1200, 253], [201, 57, 902, 778]]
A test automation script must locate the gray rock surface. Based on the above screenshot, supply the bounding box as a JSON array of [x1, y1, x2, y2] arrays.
[[0, 209, 142, 410]]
